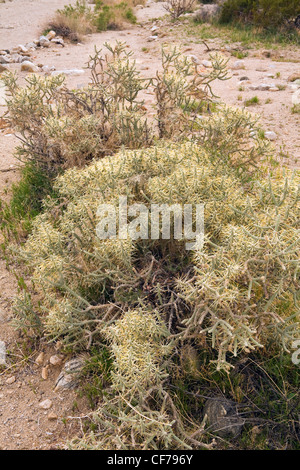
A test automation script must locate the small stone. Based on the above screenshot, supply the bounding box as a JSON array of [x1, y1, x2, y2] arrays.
[[231, 60, 245, 70], [39, 36, 51, 48], [49, 355, 62, 366], [35, 352, 45, 365], [39, 399, 53, 410], [21, 61, 39, 73], [265, 131, 277, 141], [0, 55, 10, 64], [0, 341, 6, 366], [202, 59, 212, 68], [17, 44, 28, 54], [55, 356, 85, 391], [151, 25, 158, 32], [269, 87, 279, 92], [51, 38, 64, 47], [147, 35, 158, 42], [239, 76, 249, 81], [46, 30, 56, 40], [47, 412, 58, 421], [203, 397, 244, 438], [51, 69, 85, 76], [0, 64, 9, 73], [6, 376, 16, 384], [41, 366, 49, 380], [288, 73, 300, 82]]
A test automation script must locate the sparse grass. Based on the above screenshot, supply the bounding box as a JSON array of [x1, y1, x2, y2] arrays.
[[291, 104, 300, 114], [187, 20, 300, 47], [47, 0, 138, 39], [244, 96, 260, 106]]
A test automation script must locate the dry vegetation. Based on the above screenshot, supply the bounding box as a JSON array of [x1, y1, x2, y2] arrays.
[[0, 4, 299, 451]]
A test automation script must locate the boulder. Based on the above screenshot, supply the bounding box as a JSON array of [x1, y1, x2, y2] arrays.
[[203, 397, 244, 438], [21, 61, 39, 73]]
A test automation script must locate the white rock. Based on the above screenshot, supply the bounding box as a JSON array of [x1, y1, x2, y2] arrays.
[[17, 44, 28, 53], [151, 25, 158, 32], [39, 36, 51, 48], [147, 35, 158, 42], [51, 69, 85, 76], [0, 64, 9, 74], [21, 61, 39, 73], [0, 341, 6, 366], [38, 399, 53, 410], [265, 131, 277, 141], [292, 89, 300, 106], [202, 59, 212, 68], [46, 30, 56, 41], [0, 80, 7, 106], [0, 55, 10, 64], [231, 60, 245, 70], [49, 355, 62, 366]]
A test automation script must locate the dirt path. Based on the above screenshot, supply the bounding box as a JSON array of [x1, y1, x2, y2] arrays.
[[0, 0, 299, 450]]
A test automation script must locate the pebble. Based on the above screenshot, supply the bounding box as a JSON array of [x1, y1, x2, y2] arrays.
[[35, 352, 45, 366], [38, 399, 53, 410], [41, 366, 49, 380], [51, 69, 85, 76], [288, 73, 300, 82], [0, 340, 6, 366], [265, 131, 277, 141], [49, 355, 62, 366], [46, 30, 56, 41], [21, 61, 39, 73], [202, 60, 212, 68], [231, 60, 245, 70], [147, 35, 158, 42], [6, 376, 16, 384], [0, 64, 9, 73], [39, 36, 51, 48], [47, 412, 58, 421]]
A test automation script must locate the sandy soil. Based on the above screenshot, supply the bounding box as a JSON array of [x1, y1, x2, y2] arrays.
[[0, 0, 299, 450]]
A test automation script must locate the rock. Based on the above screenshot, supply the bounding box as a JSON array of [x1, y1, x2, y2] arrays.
[[0, 341, 6, 366], [288, 73, 300, 82], [54, 357, 85, 391], [47, 412, 58, 421], [35, 352, 45, 365], [41, 366, 49, 380], [49, 355, 62, 366], [46, 30, 56, 40], [147, 35, 158, 42], [42, 65, 56, 74], [25, 42, 37, 50], [203, 397, 244, 438], [202, 59, 212, 68], [151, 25, 158, 32], [0, 80, 7, 105], [292, 90, 300, 106], [39, 399, 53, 410], [0, 55, 10, 64], [0, 64, 9, 73], [239, 76, 249, 81], [231, 60, 245, 70], [265, 131, 277, 141], [17, 44, 28, 54], [6, 376, 16, 385], [10, 54, 23, 63], [51, 69, 84, 77], [21, 61, 39, 73], [269, 87, 279, 92], [51, 38, 64, 47], [189, 55, 201, 65], [39, 36, 51, 48], [193, 4, 220, 23]]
